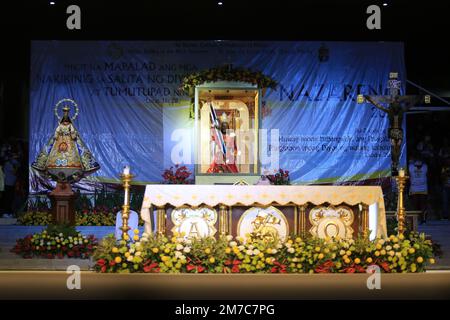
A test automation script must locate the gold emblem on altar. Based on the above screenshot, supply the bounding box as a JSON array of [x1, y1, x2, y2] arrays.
[[309, 206, 354, 239], [237, 206, 288, 242], [171, 207, 217, 238]]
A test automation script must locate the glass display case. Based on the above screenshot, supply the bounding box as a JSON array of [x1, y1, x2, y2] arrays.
[[194, 81, 261, 184]]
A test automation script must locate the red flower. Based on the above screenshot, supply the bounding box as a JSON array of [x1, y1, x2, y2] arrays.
[[315, 260, 335, 273], [231, 265, 240, 273], [223, 259, 241, 273], [271, 261, 287, 273], [355, 265, 365, 273], [344, 267, 356, 273], [378, 261, 390, 272], [101, 265, 107, 273], [143, 261, 160, 273], [96, 259, 106, 266], [186, 264, 196, 272], [196, 265, 205, 273]]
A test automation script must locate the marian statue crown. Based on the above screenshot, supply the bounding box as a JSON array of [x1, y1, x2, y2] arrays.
[[54, 98, 79, 121]]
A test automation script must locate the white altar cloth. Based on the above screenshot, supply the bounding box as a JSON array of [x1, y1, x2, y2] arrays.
[[140, 185, 387, 239]]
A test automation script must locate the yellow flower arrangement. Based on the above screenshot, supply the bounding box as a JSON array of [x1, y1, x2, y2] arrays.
[[93, 231, 436, 274]]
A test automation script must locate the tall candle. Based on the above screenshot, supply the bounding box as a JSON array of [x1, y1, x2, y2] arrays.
[[399, 168, 405, 177], [123, 166, 130, 205], [124, 189, 129, 206]]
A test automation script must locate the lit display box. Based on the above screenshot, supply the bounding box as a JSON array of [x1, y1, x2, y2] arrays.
[[194, 81, 261, 184]]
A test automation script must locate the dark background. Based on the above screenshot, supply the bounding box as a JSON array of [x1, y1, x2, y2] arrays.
[[0, 0, 449, 140]]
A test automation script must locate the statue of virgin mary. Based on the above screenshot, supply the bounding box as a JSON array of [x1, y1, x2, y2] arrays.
[[32, 99, 100, 183]]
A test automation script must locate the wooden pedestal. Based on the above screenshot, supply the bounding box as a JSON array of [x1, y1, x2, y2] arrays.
[[48, 182, 76, 225]]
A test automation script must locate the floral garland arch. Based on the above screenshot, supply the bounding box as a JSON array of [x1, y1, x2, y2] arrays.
[[180, 65, 278, 117]]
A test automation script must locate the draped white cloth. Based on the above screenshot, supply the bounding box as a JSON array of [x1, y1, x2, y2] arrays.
[[140, 185, 387, 238]]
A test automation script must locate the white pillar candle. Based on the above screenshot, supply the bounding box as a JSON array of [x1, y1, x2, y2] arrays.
[[124, 189, 129, 206], [123, 165, 130, 205]]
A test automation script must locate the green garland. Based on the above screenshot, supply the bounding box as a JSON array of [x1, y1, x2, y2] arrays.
[[180, 65, 278, 95]]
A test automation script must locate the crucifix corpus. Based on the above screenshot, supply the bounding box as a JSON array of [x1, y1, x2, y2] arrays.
[[357, 72, 430, 176]]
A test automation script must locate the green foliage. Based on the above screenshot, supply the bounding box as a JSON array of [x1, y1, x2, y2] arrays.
[[180, 65, 278, 95], [93, 232, 437, 274], [45, 224, 79, 237], [92, 234, 117, 262], [17, 211, 53, 226], [20, 188, 145, 226]]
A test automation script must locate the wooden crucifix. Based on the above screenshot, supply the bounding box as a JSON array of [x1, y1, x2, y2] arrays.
[[357, 72, 430, 176]]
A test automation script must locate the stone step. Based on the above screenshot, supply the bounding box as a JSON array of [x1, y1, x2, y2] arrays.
[[0, 258, 93, 270]]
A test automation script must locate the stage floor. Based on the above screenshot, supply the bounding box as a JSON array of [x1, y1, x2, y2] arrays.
[[0, 271, 449, 300]]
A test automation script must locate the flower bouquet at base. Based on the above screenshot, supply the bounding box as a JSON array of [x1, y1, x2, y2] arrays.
[[92, 230, 436, 274], [11, 224, 97, 259]]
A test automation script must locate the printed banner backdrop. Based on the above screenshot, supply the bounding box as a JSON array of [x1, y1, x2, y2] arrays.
[[29, 41, 405, 193]]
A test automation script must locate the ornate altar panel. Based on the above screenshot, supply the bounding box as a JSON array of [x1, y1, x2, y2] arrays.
[[237, 206, 289, 241], [140, 185, 387, 240], [170, 206, 218, 239], [308, 205, 355, 239]]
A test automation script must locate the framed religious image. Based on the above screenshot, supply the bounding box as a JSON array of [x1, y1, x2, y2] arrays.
[[194, 81, 261, 184]]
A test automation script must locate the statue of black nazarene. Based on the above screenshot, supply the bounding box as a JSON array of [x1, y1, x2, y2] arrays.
[[32, 98, 100, 224]]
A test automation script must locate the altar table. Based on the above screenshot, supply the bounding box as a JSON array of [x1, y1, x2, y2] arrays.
[[140, 185, 387, 240]]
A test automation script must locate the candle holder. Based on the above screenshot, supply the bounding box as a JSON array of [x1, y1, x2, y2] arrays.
[[120, 169, 134, 241], [395, 172, 408, 236]]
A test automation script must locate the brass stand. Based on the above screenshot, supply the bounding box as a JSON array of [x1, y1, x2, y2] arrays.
[[120, 172, 134, 241], [360, 204, 369, 238], [298, 204, 307, 238], [219, 204, 230, 235], [156, 205, 166, 236], [395, 174, 408, 235]]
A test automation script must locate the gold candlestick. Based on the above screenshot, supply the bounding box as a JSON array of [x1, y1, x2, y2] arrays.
[[120, 166, 134, 241], [395, 171, 408, 236]]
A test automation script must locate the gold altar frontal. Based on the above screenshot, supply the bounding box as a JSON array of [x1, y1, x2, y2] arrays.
[[140, 185, 387, 240]]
